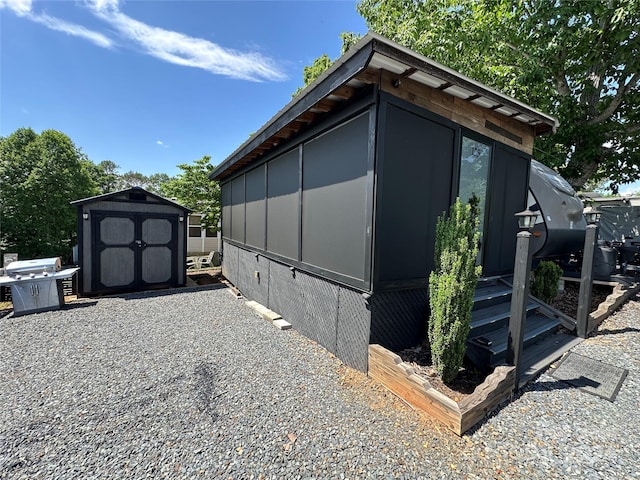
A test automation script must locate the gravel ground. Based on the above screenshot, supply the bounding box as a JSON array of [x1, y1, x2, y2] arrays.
[[1, 285, 638, 479]]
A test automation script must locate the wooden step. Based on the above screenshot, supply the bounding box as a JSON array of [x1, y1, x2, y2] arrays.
[[470, 299, 540, 336], [519, 333, 584, 386], [472, 283, 512, 310]]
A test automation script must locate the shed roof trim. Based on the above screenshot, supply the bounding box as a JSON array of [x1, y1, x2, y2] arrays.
[[71, 186, 192, 212], [211, 32, 558, 181]]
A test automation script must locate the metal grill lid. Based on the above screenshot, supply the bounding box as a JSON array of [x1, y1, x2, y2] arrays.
[[5, 257, 62, 276]]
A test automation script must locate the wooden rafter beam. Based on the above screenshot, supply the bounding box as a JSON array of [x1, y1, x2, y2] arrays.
[[354, 67, 380, 84], [312, 98, 338, 112], [296, 111, 317, 123], [400, 67, 418, 78], [330, 85, 358, 100]]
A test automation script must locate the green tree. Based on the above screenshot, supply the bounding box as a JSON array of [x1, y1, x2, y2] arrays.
[[358, 0, 640, 192], [146, 173, 172, 195], [160, 156, 220, 228], [0, 128, 97, 261], [428, 197, 481, 383], [292, 32, 363, 97], [84, 160, 120, 194], [116, 170, 149, 190]]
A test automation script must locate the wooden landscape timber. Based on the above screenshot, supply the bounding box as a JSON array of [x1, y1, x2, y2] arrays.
[[368, 344, 515, 435], [583, 280, 640, 333]]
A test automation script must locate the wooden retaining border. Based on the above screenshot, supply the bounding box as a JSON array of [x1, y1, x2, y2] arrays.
[[560, 277, 640, 334], [588, 280, 640, 332], [368, 344, 515, 436]]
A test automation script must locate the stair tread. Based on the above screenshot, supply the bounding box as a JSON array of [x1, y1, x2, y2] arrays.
[[470, 300, 540, 327], [519, 333, 584, 384], [473, 284, 512, 304], [469, 314, 561, 355]]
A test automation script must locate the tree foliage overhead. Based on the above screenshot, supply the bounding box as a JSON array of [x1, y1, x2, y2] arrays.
[[292, 32, 363, 97], [0, 128, 97, 261], [357, 0, 640, 191], [160, 156, 220, 229], [84, 160, 119, 194], [84, 161, 173, 195]]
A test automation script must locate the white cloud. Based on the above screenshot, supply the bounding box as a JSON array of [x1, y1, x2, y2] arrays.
[[1, 0, 286, 81], [89, 6, 286, 82], [88, 0, 120, 12], [156, 140, 163, 145], [31, 12, 113, 48], [0, 0, 113, 48], [0, 0, 32, 16]]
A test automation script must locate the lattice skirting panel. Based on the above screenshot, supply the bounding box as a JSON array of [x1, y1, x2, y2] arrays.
[[369, 287, 429, 351], [221, 243, 371, 371]]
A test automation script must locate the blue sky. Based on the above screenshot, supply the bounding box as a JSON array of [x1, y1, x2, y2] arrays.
[[0, 0, 368, 176]]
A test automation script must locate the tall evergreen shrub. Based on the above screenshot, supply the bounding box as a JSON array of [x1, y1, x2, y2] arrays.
[[428, 197, 481, 383]]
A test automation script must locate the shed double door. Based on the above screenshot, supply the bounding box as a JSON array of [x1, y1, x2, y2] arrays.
[[92, 212, 178, 292]]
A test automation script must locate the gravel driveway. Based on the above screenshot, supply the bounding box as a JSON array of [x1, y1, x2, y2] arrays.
[[1, 284, 639, 479]]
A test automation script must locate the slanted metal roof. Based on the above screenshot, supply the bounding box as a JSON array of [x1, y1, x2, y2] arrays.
[[71, 186, 191, 212], [211, 32, 558, 181]]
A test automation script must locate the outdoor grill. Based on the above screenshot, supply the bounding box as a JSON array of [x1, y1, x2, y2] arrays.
[[0, 257, 79, 316]]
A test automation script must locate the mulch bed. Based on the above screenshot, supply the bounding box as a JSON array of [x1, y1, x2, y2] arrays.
[[398, 344, 485, 402], [187, 270, 222, 285], [551, 281, 613, 319]]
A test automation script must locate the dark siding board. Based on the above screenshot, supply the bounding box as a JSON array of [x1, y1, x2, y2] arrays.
[[221, 183, 232, 240], [268, 260, 305, 329], [301, 113, 369, 281], [237, 248, 269, 306], [231, 176, 245, 242], [267, 150, 300, 260], [483, 145, 530, 276], [245, 165, 266, 249], [223, 242, 240, 286], [374, 102, 455, 286]]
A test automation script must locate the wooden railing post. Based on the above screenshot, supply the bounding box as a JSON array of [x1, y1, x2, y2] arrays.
[[507, 231, 534, 388], [577, 224, 598, 338]]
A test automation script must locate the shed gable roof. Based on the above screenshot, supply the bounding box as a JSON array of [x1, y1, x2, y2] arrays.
[[71, 186, 191, 212], [211, 32, 557, 181]]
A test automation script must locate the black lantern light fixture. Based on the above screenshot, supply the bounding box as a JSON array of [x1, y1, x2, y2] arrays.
[[514, 208, 539, 230], [583, 206, 602, 225]]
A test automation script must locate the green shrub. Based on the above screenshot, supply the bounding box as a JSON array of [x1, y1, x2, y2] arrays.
[[428, 197, 481, 384], [531, 260, 563, 303]]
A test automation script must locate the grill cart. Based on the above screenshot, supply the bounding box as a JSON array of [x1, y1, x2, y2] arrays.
[[0, 257, 79, 316]]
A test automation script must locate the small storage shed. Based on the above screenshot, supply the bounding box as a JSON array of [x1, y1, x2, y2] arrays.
[[210, 33, 558, 371], [72, 187, 190, 295]]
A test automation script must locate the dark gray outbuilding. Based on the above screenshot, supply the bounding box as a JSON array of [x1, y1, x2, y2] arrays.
[[210, 33, 558, 371], [72, 187, 190, 296]]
